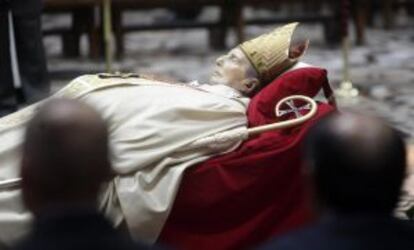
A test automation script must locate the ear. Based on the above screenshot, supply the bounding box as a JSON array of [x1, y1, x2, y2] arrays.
[[242, 78, 260, 96], [289, 39, 309, 60]]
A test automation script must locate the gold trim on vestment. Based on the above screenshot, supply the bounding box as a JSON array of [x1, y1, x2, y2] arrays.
[[0, 74, 180, 128]]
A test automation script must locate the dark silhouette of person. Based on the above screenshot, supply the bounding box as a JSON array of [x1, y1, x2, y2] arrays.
[[0, 0, 49, 117], [258, 112, 414, 250], [13, 98, 151, 250]]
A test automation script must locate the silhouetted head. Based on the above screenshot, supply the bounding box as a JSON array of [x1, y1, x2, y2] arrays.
[[20, 98, 111, 215], [304, 112, 406, 215]]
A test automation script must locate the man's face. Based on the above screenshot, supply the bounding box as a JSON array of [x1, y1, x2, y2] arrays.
[[210, 47, 257, 92]]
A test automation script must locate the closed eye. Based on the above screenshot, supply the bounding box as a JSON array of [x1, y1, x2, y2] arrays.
[[229, 54, 239, 62]]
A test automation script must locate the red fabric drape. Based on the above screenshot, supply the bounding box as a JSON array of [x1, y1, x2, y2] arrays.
[[159, 104, 335, 250], [158, 67, 336, 249]]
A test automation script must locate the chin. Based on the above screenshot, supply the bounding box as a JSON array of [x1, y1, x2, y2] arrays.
[[209, 76, 223, 85]]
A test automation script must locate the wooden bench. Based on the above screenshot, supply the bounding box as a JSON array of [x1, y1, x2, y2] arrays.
[[42, 0, 343, 58], [111, 0, 343, 57], [109, 0, 244, 56], [43, 0, 101, 58]]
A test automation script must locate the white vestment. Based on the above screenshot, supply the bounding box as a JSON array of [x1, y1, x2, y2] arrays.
[[0, 75, 249, 246]]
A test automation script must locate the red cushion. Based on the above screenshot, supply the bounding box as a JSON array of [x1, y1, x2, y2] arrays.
[[247, 67, 329, 127]]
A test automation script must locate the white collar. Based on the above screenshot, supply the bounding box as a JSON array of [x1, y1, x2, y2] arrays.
[[189, 81, 244, 99]]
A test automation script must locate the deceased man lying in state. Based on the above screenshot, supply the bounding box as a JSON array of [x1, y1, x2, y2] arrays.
[[0, 23, 309, 247]]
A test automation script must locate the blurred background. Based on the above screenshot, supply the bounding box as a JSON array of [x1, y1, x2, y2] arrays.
[[39, 0, 414, 136], [1, 0, 392, 135]]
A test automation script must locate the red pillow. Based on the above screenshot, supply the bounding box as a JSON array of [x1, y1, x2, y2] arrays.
[[247, 67, 329, 127]]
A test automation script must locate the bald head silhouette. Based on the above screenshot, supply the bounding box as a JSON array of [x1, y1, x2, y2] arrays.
[[20, 98, 111, 215], [304, 112, 406, 215]]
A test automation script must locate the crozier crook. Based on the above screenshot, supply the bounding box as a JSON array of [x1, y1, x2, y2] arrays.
[[189, 95, 317, 148], [248, 95, 317, 135]]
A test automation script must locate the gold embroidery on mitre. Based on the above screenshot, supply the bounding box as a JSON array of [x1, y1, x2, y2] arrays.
[[239, 22, 300, 84]]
